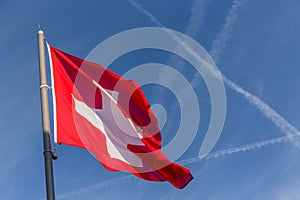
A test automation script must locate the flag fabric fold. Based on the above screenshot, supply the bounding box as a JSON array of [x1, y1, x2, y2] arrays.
[[47, 44, 193, 189]]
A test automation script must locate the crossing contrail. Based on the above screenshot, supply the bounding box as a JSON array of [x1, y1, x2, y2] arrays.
[[56, 2, 299, 199], [128, 0, 300, 147]]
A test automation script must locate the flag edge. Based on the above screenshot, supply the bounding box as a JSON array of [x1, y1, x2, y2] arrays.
[[46, 43, 58, 143]]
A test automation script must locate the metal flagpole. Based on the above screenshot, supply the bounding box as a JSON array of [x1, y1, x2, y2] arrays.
[[37, 30, 56, 200]]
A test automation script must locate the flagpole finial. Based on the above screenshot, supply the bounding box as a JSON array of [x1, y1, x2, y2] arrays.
[[37, 27, 46, 41], [37, 24, 45, 36], [38, 29, 44, 34]]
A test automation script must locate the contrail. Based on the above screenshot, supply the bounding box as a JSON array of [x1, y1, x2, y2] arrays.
[[222, 76, 300, 146], [54, 2, 299, 199], [166, 0, 209, 80], [57, 175, 133, 200], [186, 0, 210, 37], [209, 0, 248, 63], [128, 0, 164, 28], [179, 133, 298, 166], [194, 0, 300, 145], [57, 132, 297, 199], [128, 0, 300, 146]]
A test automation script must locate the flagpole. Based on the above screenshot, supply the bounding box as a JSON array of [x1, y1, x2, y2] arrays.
[[37, 30, 56, 200]]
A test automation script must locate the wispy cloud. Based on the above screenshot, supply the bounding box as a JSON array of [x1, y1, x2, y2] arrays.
[[129, 0, 300, 147]]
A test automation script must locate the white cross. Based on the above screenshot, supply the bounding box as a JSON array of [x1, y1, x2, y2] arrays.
[[72, 81, 145, 167]]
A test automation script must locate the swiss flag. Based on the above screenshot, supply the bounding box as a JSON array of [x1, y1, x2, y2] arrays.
[[47, 45, 193, 189]]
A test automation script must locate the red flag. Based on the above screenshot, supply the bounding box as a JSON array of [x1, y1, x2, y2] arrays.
[[47, 45, 193, 189]]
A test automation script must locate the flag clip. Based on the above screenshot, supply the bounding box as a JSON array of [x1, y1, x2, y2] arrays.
[[40, 84, 51, 90], [52, 143, 58, 160]]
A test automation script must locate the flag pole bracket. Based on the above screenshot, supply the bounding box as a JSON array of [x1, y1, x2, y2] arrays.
[[52, 143, 58, 160], [40, 84, 51, 90], [43, 149, 57, 160]]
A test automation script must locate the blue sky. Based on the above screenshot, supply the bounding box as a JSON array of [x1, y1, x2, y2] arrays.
[[1, 0, 300, 199]]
